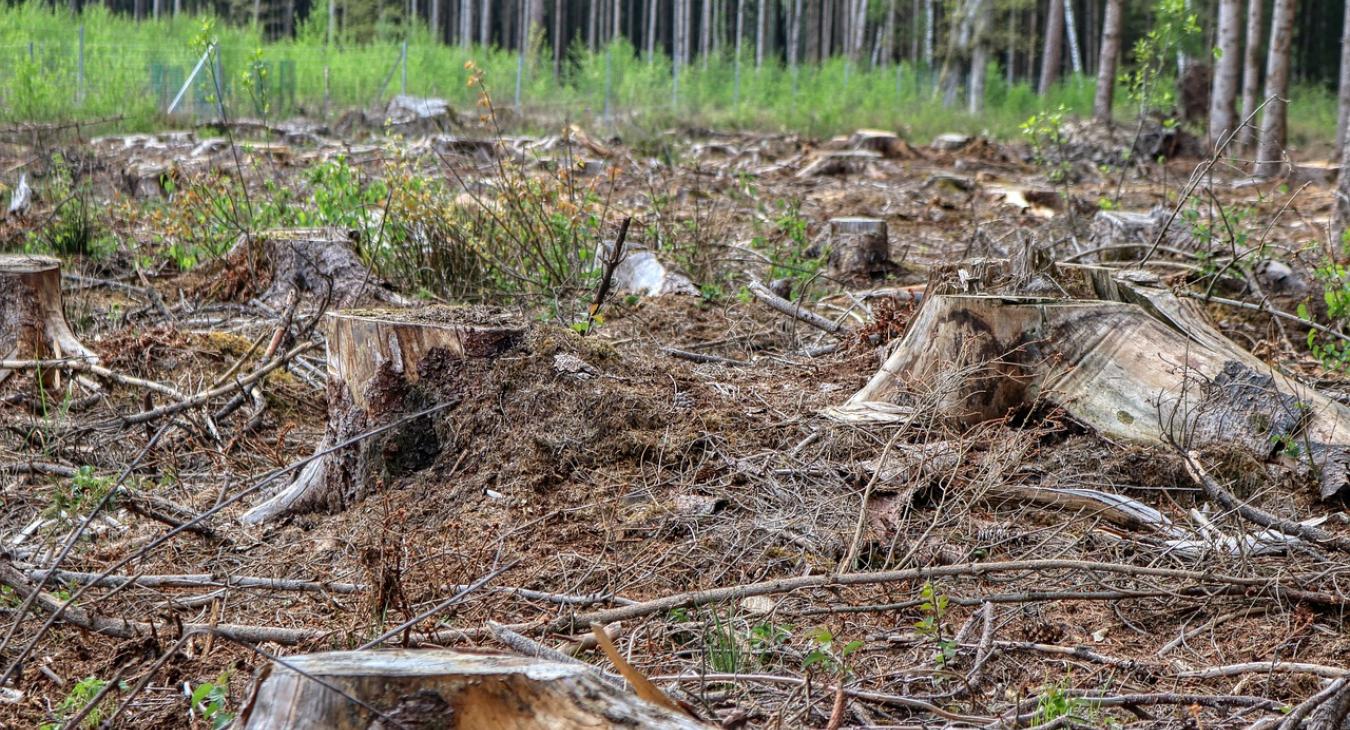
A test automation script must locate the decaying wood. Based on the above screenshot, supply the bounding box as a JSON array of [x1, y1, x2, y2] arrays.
[[240, 306, 524, 524], [836, 263, 1350, 498], [229, 228, 412, 308], [0, 254, 99, 393], [237, 650, 709, 729]]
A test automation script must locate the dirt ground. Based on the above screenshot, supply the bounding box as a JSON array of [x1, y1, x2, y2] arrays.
[[0, 115, 1348, 729]]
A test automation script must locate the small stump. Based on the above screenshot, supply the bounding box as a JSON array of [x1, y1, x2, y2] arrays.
[[229, 228, 411, 309], [0, 254, 98, 391], [826, 217, 895, 282], [239, 650, 707, 729], [241, 306, 524, 524]]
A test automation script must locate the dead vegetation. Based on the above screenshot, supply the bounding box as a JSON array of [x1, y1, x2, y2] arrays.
[[0, 110, 1349, 729]]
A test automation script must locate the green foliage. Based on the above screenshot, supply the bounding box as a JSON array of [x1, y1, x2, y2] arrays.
[[1125, 0, 1201, 116], [40, 675, 121, 729], [1301, 262, 1350, 370], [190, 673, 234, 729], [914, 581, 957, 668], [802, 626, 862, 675], [1020, 105, 1072, 183], [749, 198, 823, 299], [43, 466, 113, 520]]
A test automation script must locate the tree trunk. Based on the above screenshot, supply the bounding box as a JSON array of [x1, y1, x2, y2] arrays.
[[239, 650, 708, 729], [1208, 0, 1242, 147], [968, 0, 989, 113], [430, 0, 440, 41], [646, 0, 657, 56], [755, 0, 765, 67], [1338, 0, 1350, 150], [1239, 0, 1264, 149], [1092, 0, 1122, 123], [1337, 119, 1350, 246], [922, 0, 933, 68], [240, 308, 525, 524], [479, 0, 490, 46], [1039, 0, 1064, 93], [701, 0, 711, 63], [0, 255, 99, 393], [1255, 0, 1296, 178], [1063, 0, 1082, 74], [883, 0, 896, 65], [805, 0, 819, 62]]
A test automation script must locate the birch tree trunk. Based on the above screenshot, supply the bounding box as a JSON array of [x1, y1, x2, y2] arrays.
[[755, 0, 765, 68], [884, 0, 896, 66], [430, 0, 439, 41], [923, 0, 934, 68], [701, 0, 712, 64], [1039, 0, 1065, 93], [1255, 0, 1296, 178], [1239, 0, 1264, 149], [1337, 113, 1350, 245], [1338, 1, 1350, 150], [1209, 0, 1242, 147], [1063, 0, 1082, 75], [479, 0, 490, 46], [968, 0, 989, 114], [646, 0, 657, 57], [1092, 0, 1122, 123], [788, 0, 802, 69]]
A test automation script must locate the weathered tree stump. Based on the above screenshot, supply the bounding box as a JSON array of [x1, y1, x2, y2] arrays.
[[835, 264, 1350, 498], [0, 254, 99, 391], [238, 650, 708, 729], [240, 307, 524, 524], [848, 129, 915, 159], [826, 217, 894, 282], [796, 149, 881, 178], [230, 228, 412, 309]]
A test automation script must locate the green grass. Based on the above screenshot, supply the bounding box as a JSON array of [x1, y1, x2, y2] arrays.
[[0, 0, 1336, 144]]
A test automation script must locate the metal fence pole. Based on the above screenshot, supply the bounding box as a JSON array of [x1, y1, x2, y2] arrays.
[[603, 45, 613, 121], [76, 25, 85, 105]]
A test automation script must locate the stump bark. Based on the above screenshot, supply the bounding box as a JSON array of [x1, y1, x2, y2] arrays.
[[0, 254, 98, 391], [240, 307, 524, 524], [238, 650, 708, 730], [231, 228, 412, 309], [827, 217, 894, 282], [835, 264, 1350, 498]]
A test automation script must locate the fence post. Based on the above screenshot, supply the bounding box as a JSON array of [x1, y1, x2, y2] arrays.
[[400, 40, 408, 95], [76, 25, 85, 105], [603, 45, 613, 121]]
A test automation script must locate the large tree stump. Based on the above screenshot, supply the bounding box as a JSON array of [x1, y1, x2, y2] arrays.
[[835, 264, 1350, 498], [238, 650, 708, 729], [0, 254, 98, 391], [240, 307, 524, 524], [229, 228, 412, 309], [826, 217, 894, 282]]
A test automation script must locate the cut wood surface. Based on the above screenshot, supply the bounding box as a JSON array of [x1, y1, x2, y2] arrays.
[[230, 228, 413, 308], [238, 650, 709, 729], [836, 264, 1350, 498], [826, 216, 893, 282], [240, 307, 524, 523], [0, 253, 99, 391]]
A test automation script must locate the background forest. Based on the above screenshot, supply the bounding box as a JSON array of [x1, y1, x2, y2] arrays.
[[0, 0, 1344, 146]]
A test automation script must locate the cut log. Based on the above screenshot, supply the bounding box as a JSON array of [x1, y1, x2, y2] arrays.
[[230, 228, 412, 308], [0, 254, 99, 391], [238, 650, 708, 729], [240, 306, 524, 524], [826, 217, 894, 282], [796, 149, 881, 178], [835, 264, 1350, 498]]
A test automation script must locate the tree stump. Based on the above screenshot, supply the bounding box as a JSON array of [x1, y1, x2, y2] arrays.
[[836, 264, 1350, 498], [238, 650, 708, 730], [826, 217, 894, 282], [796, 149, 881, 178], [0, 254, 98, 391], [240, 307, 524, 524], [229, 228, 412, 309], [848, 129, 915, 159]]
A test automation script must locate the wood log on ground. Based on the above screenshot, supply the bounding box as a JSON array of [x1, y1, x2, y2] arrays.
[[240, 306, 524, 524], [229, 228, 412, 308], [826, 217, 895, 282], [238, 650, 708, 729], [0, 254, 99, 391], [834, 263, 1350, 498], [796, 149, 881, 178]]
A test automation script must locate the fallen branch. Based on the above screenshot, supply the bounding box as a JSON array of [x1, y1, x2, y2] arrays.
[[1179, 661, 1350, 680], [746, 279, 848, 335], [25, 569, 364, 594], [1181, 450, 1350, 555]]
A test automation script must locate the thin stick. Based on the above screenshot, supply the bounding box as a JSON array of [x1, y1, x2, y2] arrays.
[[747, 279, 847, 334]]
